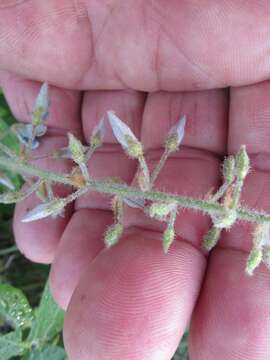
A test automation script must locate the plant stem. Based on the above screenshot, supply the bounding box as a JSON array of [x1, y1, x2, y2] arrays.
[[0, 245, 18, 256], [0, 141, 17, 159], [138, 155, 150, 189], [231, 179, 244, 208], [211, 182, 229, 202], [150, 149, 169, 187], [0, 156, 73, 186], [0, 155, 270, 224]]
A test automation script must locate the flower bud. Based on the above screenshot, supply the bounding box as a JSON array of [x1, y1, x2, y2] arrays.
[[104, 223, 123, 248], [223, 156, 235, 184], [235, 145, 250, 180], [68, 133, 85, 165], [165, 116, 186, 153], [163, 225, 175, 253], [32, 82, 49, 125], [21, 198, 66, 222], [125, 136, 143, 158], [107, 111, 143, 159], [203, 227, 221, 251], [90, 117, 105, 148], [246, 247, 262, 276]]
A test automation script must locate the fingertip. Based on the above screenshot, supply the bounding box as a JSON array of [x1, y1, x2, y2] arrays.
[[64, 231, 205, 360]]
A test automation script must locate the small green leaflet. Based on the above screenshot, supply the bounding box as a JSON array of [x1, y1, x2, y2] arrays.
[[0, 283, 33, 329], [0, 329, 25, 360], [27, 282, 64, 345]]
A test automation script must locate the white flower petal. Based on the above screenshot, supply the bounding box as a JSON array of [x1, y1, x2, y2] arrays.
[[107, 111, 138, 149], [168, 115, 186, 146], [21, 199, 65, 223], [33, 82, 49, 120]]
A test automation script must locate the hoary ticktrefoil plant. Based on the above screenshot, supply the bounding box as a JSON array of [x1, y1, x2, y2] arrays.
[[0, 83, 269, 276]]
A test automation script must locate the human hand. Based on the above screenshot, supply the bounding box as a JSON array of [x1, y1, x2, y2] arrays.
[[1, 2, 270, 359]]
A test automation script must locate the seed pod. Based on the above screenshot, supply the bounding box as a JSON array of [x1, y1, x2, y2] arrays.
[[104, 223, 123, 248], [235, 145, 250, 180], [246, 247, 263, 276], [165, 116, 186, 153], [203, 226, 222, 251], [163, 225, 175, 253], [68, 133, 85, 165]]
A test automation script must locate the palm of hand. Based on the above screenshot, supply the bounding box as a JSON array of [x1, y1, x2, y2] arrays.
[[1, 2, 270, 359]]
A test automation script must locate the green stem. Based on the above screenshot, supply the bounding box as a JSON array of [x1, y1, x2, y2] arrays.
[[0, 155, 270, 224], [138, 155, 150, 190], [0, 245, 18, 256], [0, 156, 73, 186], [0, 141, 18, 159], [231, 178, 244, 208], [150, 149, 169, 187], [211, 182, 229, 202]]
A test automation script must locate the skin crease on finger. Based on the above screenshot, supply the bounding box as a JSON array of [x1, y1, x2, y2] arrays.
[[1, 1, 270, 90]]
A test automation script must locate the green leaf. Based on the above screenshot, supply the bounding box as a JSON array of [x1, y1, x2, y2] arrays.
[[0, 283, 33, 329], [23, 346, 67, 360], [27, 282, 64, 345], [0, 330, 25, 359], [0, 111, 22, 190], [172, 332, 189, 360]]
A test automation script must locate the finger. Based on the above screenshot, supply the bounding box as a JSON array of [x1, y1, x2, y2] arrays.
[[125, 89, 228, 247], [49, 89, 145, 307], [64, 232, 205, 360], [49, 209, 112, 309], [63, 88, 227, 359], [1, 75, 81, 263], [190, 250, 270, 360], [1, 1, 270, 90], [190, 80, 270, 359]]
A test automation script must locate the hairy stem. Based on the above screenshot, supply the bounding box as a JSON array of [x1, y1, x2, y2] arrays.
[[0, 155, 269, 224], [150, 149, 170, 187]]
